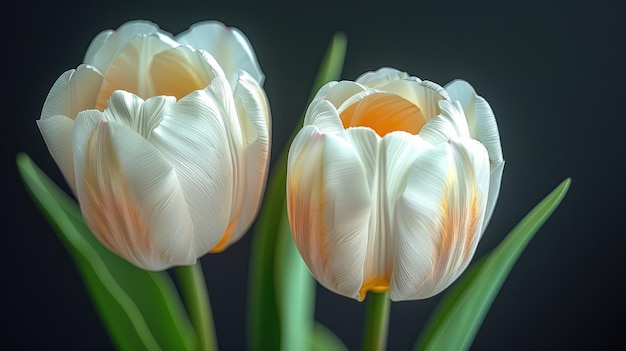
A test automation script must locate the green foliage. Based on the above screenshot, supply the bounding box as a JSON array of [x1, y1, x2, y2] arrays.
[[415, 178, 571, 351], [246, 32, 347, 351], [16, 153, 196, 351]]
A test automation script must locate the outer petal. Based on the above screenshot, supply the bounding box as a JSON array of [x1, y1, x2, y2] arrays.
[[445, 80, 504, 228], [356, 67, 410, 88], [445, 80, 503, 165], [37, 66, 103, 192], [83, 20, 176, 74], [303, 99, 345, 133], [37, 115, 76, 192], [40, 65, 103, 119], [227, 71, 271, 245], [73, 109, 196, 271], [176, 21, 265, 87], [287, 126, 372, 300], [391, 139, 490, 301], [150, 81, 237, 256], [350, 130, 431, 300]]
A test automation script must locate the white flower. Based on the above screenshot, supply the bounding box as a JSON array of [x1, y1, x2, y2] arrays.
[[37, 20, 271, 271], [286, 67, 503, 301]]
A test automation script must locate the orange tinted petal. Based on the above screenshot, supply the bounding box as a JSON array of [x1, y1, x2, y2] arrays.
[[340, 93, 426, 137], [209, 217, 239, 253]]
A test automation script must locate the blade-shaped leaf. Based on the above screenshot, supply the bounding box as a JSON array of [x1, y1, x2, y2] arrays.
[[16, 153, 195, 351], [310, 322, 349, 351], [415, 177, 571, 351], [247, 32, 347, 351]]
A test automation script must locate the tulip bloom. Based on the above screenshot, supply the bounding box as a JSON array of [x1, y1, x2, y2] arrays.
[[287, 68, 503, 301], [37, 20, 271, 271]]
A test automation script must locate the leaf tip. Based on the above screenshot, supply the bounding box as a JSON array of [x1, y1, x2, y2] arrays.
[[555, 177, 572, 200], [332, 31, 347, 47], [16, 151, 30, 168]]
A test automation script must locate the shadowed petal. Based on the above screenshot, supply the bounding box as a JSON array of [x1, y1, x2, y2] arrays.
[[227, 71, 271, 245], [37, 115, 77, 192]]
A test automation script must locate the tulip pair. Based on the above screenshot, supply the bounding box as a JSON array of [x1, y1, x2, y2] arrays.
[[38, 21, 503, 302]]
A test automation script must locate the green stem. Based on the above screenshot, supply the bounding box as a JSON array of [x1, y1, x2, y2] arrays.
[[177, 263, 218, 351], [362, 291, 391, 351]]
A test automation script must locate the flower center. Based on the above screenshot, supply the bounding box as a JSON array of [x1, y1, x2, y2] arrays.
[[339, 93, 426, 137], [95, 37, 212, 111]]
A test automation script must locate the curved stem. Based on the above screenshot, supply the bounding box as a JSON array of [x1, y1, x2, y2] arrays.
[[362, 291, 391, 351], [177, 263, 218, 351]]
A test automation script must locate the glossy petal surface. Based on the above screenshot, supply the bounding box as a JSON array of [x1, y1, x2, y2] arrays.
[[287, 67, 503, 301]]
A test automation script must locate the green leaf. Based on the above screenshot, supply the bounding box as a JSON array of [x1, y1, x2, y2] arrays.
[[16, 153, 195, 351], [310, 323, 349, 351], [274, 203, 315, 351], [414, 177, 571, 351], [246, 32, 347, 351]]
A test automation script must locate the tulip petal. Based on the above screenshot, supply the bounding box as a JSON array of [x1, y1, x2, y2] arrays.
[[41, 65, 103, 119], [103, 91, 170, 139], [445, 80, 504, 229], [303, 100, 345, 134], [36, 115, 76, 192], [287, 126, 371, 300], [84, 20, 175, 75], [418, 115, 458, 146], [95, 35, 177, 109], [445, 80, 503, 166], [381, 79, 449, 122], [40, 70, 74, 118], [176, 21, 265, 87], [356, 67, 410, 88], [150, 82, 237, 256], [228, 71, 271, 245], [73, 110, 196, 271], [381, 132, 433, 204], [418, 99, 475, 146], [341, 127, 379, 188], [484, 161, 505, 230], [150, 46, 223, 101], [204, 76, 247, 252], [350, 131, 431, 300], [391, 139, 490, 301], [315, 80, 367, 109], [38, 66, 103, 193]]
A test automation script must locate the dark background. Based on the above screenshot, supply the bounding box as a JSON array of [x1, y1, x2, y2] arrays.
[[5, 0, 624, 350]]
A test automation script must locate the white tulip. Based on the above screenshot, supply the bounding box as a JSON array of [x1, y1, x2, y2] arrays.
[[286, 67, 503, 301], [37, 20, 271, 271]]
